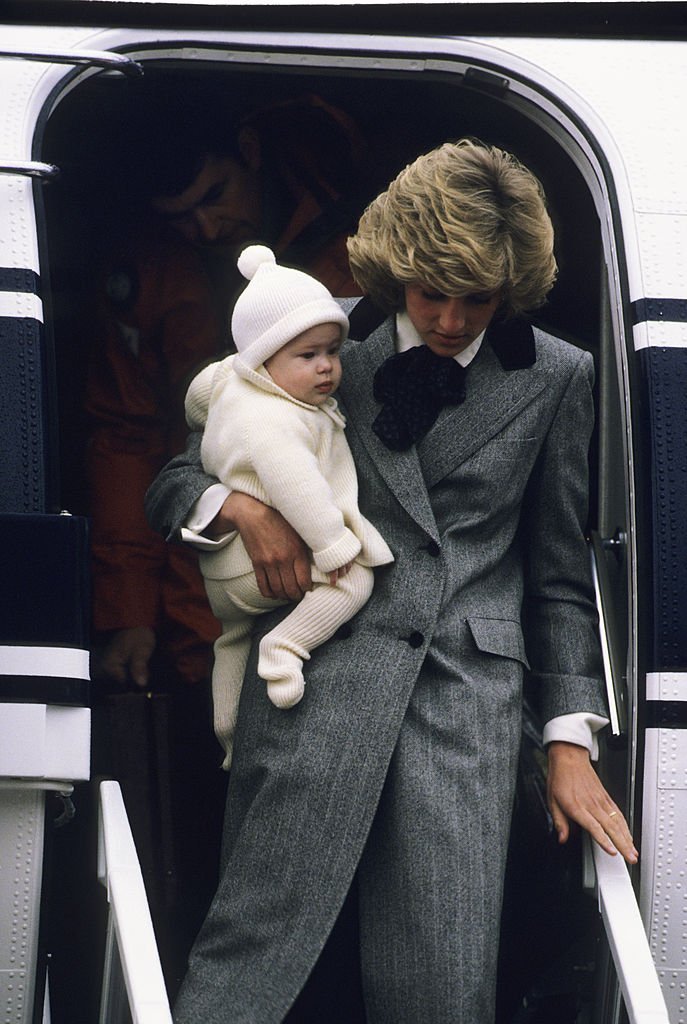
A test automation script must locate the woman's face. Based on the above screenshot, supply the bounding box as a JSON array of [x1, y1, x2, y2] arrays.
[[404, 283, 501, 358]]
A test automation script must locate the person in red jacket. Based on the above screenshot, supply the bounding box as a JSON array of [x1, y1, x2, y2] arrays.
[[83, 82, 369, 998], [87, 88, 366, 692]]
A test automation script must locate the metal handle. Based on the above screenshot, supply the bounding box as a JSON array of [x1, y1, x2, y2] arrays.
[[589, 531, 627, 738], [0, 161, 59, 180]]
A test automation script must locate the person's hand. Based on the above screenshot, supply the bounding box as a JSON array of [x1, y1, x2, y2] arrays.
[[547, 740, 638, 864], [329, 562, 353, 586], [218, 492, 312, 601], [97, 626, 156, 689]]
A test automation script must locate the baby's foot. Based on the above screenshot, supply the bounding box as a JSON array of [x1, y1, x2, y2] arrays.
[[267, 675, 305, 709]]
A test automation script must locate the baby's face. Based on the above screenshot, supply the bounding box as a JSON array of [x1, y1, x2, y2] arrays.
[[265, 323, 343, 406]]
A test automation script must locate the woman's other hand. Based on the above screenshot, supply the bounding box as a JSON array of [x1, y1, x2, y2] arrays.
[[547, 740, 638, 864]]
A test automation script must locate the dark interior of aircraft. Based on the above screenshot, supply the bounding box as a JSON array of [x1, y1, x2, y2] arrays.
[[40, 62, 602, 513], [37, 58, 612, 1024]]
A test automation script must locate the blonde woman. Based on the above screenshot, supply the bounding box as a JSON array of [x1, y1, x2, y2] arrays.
[[147, 139, 636, 1024]]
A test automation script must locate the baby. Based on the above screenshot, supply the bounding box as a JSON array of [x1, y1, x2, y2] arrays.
[[185, 245, 393, 767]]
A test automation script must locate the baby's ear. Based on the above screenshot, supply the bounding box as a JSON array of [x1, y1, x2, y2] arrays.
[[238, 127, 262, 171]]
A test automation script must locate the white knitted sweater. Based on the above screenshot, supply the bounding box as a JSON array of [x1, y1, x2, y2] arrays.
[[185, 355, 393, 578]]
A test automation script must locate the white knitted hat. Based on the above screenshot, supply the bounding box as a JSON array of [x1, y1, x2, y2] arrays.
[[231, 245, 349, 370]]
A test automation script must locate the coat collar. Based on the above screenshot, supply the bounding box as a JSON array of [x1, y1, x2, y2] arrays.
[[339, 308, 544, 538], [487, 315, 537, 370]]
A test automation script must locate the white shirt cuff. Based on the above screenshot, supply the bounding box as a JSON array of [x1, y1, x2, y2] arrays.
[[542, 712, 609, 761], [180, 483, 236, 550]]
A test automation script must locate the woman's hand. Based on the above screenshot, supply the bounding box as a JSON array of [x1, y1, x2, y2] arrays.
[[209, 492, 312, 601], [547, 740, 638, 864]]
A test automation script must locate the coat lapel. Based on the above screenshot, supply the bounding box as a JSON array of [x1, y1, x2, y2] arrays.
[[417, 326, 546, 488], [339, 313, 548, 534], [340, 320, 441, 542]]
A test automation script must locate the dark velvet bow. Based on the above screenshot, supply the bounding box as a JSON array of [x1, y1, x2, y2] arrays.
[[372, 345, 467, 451]]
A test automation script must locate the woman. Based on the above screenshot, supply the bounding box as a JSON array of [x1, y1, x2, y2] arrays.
[[146, 138, 637, 1024]]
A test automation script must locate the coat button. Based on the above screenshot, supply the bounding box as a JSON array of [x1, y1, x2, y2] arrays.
[[407, 631, 424, 648], [426, 541, 440, 557]]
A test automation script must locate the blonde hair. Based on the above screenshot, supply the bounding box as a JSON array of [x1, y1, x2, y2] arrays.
[[347, 138, 557, 317]]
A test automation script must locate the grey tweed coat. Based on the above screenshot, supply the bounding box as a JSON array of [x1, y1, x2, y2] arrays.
[[146, 303, 606, 1024]]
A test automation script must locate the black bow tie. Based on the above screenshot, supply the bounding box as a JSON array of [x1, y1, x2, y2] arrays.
[[372, 345, 468, 451]]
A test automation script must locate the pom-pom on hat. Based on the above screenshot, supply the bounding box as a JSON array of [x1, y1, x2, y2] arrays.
[[231, 245, 349, 371]]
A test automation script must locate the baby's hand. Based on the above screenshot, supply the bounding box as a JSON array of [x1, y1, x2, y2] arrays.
[[329, 562, 353, 586]]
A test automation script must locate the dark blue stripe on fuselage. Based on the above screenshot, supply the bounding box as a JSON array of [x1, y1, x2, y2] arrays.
[[639, 346, 687, 670], [0, 313, 49, 509], [632, 297, 687, 324], [0, 267, 40, 294], [0, 316, 48, 512], [646, 701, 687, 729], [0, 676, 89, 706]]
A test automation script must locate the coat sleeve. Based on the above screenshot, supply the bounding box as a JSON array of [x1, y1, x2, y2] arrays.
[[144, 430, 221, 542], [520, 350, 607, 724]]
